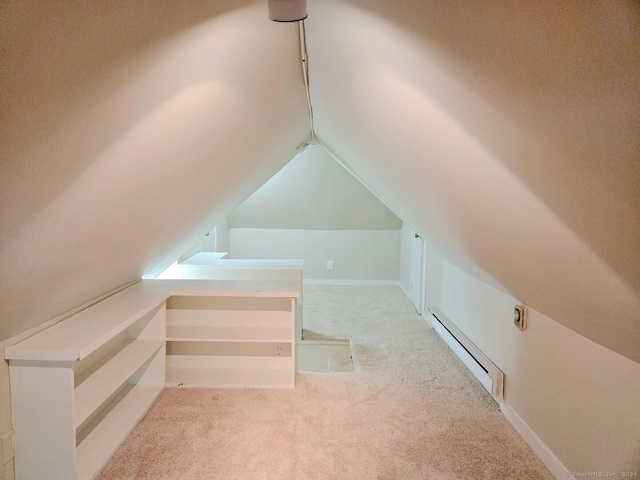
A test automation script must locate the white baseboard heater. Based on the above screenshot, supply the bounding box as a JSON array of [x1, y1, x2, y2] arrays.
[[428, 307, 504, 402]]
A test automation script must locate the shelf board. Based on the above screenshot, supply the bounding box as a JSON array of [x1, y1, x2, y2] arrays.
[[75, 383, 163, 480], [180, 255, 302, 268], [166, 366, 293, 389], [74, 339, 164, 429], [166, 325, 291, 343], [162, 279, 301, 299]]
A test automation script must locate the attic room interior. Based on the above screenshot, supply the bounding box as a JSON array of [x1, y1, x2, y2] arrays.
[[0, 0, 638, 479]]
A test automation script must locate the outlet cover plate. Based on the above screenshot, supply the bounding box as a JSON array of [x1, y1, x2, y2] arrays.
[[513, 305, 527, 331]]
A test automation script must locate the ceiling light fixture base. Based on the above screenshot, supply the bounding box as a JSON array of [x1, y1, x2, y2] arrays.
[[268, 0, 308, 22]]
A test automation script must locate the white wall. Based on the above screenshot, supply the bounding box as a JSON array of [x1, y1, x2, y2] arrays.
[[177, 219, 231, 262], [228, 144, 401, 230], [214, 219, 231, 253], [230, 228, 399, 281], [398, 222, 412, 294], [425, 248, 640, 474], [195, 219, 230, 254], [178, 241, 201, 263], [227, 145, 401, 282], [200, 229, 217, 252]]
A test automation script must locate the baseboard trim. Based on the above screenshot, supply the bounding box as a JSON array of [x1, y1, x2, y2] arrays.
[[499, 402, 573, 480], [303, 279, 400, 286], [399, 282, 411, 299]]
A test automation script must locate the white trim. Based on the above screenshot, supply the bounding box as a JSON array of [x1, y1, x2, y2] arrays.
[[423, 309, 436, 329], [303, 279, 400, 286], [499, 402, 573, 480], [399, 281, 411, 299]]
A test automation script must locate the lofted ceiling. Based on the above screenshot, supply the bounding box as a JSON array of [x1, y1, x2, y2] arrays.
[[306, 0, 640, 362], [0, 0, 309, 340], [1, 1, 638, 362]]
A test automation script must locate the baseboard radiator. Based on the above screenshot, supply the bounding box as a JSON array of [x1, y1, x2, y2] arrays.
[[428, 307, 504, 402]]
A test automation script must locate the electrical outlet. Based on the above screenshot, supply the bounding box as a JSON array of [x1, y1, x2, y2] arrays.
[[326, 260, 333, 270], [513, 305, 527, 331]]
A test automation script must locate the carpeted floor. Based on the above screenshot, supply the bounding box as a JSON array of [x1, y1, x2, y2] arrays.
[[98, 285, 553, 479]]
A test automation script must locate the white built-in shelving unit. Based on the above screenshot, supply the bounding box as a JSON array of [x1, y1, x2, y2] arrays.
[[165, 294, 296, 388], [157, 257, 305, 341], [5, 279, 299, 480]]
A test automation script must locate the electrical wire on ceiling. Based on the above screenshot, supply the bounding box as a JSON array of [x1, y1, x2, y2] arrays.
[[267, 0, 315, 148], [299, 19, 316, 146]]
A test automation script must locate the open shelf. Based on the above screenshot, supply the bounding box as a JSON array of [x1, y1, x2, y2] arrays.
[[74, 339, 164, 428], [75, 383, 163, 480], [5, 279, 299, 479], [166, 325, 291, 343], [165, 295, 296, 389]]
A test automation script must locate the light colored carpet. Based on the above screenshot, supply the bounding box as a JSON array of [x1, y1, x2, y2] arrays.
[[98, 285, 553, 479]]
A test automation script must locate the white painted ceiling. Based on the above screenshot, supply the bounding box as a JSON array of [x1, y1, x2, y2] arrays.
[[1, 1, 638, 362]]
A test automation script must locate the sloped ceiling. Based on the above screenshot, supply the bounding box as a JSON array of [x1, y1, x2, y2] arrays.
[[0, 0, 309, 340], [1, 1, 638, 363], [228, 144, 401, 230], [305, 0, 639, 362]]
